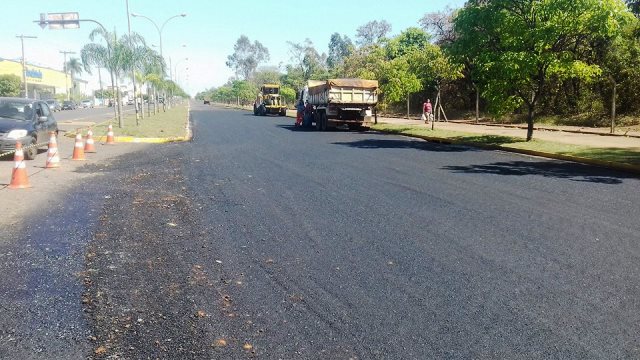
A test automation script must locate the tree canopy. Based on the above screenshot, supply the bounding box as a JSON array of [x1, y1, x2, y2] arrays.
[[226, 35, 270, 80], [0, 74, 21, 97], [453, 0, 633, 140]]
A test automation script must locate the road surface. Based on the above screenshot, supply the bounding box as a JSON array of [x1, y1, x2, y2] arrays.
[[1, 102, 639, 358]]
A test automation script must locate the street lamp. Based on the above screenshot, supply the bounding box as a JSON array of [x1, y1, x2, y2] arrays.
[[131, 12, 185, 109], [130, 12, 186, 57]]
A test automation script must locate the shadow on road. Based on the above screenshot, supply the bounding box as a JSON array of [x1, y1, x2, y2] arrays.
[[443, 161, 636, 184], [276, 124, 323, 132], [332, 138, 473, 152]]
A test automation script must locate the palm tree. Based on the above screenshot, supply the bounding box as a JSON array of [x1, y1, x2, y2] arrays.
[[120, 34, 158, 124], [65, 57, 83, 98], [137, 49, 166, 117], [81, 27, 120, 126]]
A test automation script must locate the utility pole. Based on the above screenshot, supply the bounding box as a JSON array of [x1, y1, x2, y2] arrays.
[[60, 50, 76, 101], [16, 35, 37, 99]]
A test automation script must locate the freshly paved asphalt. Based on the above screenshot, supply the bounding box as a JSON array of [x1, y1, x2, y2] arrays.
[[2, 102, 639, 358]]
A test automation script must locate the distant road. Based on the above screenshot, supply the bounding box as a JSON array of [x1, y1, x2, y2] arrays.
[[54, 105, 137, 131]]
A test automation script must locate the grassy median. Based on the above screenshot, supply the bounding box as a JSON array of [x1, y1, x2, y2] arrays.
[[92, 105, 188, 138], [371, 124, 640, 165]]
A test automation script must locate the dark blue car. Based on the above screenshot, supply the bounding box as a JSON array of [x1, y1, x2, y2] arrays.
[[0, 97, 59, 160]]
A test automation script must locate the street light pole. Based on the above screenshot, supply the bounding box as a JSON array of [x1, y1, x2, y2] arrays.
[[131, 12, 186, 109], [16, 35, 37, 99], [60, 50, 75, 101]]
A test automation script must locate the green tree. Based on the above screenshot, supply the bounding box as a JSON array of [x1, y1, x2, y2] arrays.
[[226, 35, 270, 80], [453, 0, 631, 140], [380, 56, 422, 119], [385, 27, 431, 59], [356, 20, 392, 47], [342, 44, 387, 80], [231, 80, 257, 105], [286, 39, 329, 83], [252, 66, 281, 85], [591, 17, 640, 132], [406, 45, 463, 118], [0, 74, 22, 97], [81, 28, 122, 126], [327, 33, 354, 72], [279, 86, 296, 106]]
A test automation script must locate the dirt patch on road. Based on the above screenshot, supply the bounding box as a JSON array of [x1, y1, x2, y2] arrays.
[[80, 144, 253, 359]]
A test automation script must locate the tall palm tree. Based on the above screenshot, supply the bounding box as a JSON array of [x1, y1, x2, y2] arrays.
[[65, 57, 83, 98], [81, 27, 120, 126], [136, 49, 166, 116]]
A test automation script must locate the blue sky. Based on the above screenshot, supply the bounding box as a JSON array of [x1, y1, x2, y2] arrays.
[[1, 0, 465, 95]]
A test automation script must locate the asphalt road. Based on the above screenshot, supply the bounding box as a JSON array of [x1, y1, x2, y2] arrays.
[[2, 102, 640, 358], [53, 105, 137, 132]]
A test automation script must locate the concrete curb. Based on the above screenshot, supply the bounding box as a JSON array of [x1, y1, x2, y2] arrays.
[[388, 132, 640, 176]]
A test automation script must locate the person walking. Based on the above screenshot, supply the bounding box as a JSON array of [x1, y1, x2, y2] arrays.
[[423, 99, 433, 124]]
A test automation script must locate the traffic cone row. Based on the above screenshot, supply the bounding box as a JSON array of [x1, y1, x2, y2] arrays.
[[7, 127, 114, 190]]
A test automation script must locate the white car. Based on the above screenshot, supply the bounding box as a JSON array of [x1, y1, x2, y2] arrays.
[[81, 100, 94, 108]]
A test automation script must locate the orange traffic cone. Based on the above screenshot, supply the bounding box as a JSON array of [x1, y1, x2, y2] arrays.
[[106, 124, 115, 145], [9, 141, 31, 189], [84, 129, 97, 153], [45, 131, 61, 168], [72, 133, 86, 161]]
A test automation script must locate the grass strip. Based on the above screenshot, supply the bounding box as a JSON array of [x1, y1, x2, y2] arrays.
[[92, 105, 188, 138], [371, 124, 640, 165]]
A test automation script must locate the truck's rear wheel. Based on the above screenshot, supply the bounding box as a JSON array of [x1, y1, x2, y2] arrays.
[[315, 112, 322, 131], [320, 112, 328, 131]]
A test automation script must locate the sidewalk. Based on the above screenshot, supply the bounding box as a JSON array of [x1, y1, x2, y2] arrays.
[[376, 116, 640, 152]]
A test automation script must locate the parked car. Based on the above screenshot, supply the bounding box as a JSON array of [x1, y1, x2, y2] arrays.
[[0, 97, 59, 160], [61, 100, 77, 110], [81, 99, 94, 108], [204, 100, 210, 105], [45, 99, 61, 112]]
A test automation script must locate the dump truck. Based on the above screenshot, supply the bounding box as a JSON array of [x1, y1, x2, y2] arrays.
[[254, 84, 287, 116], [300, 79, 378, 130]]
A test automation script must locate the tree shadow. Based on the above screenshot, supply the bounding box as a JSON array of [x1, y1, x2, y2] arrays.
[[332, 138, 474, 152], [450, 135, 525, 146], [442, 160, 637, 184], [276, 124, 326, 132]]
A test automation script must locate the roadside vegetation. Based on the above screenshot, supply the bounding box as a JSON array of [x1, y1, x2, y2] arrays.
[[197, 0, 640, 139], [91, 104, 188, 138], [79, 27, 188, 128], [371, 124, 640, 165]]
